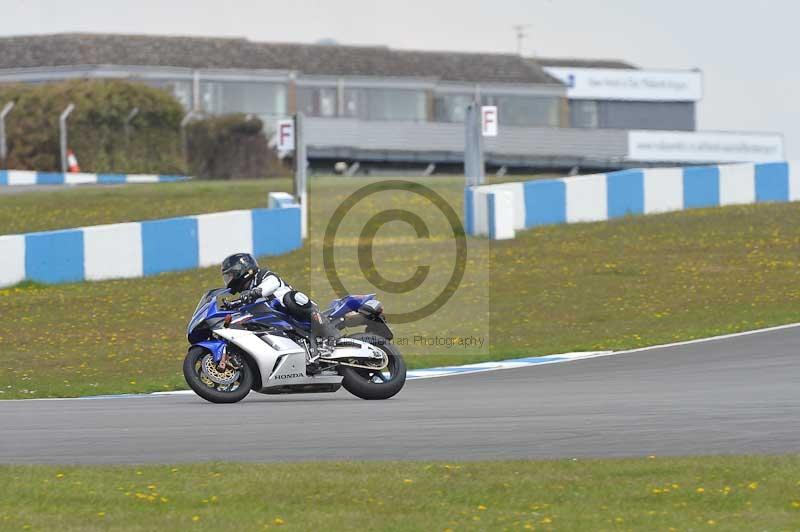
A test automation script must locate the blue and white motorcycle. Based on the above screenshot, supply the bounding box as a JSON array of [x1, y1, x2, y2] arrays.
[[184, 289, 406, 403]]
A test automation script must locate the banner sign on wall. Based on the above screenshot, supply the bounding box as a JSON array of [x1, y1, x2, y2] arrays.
[[481, 106, 498, 137], [276, 119, 295, 152], [543, 67, 703, 102], [627, 130, 784, 163]]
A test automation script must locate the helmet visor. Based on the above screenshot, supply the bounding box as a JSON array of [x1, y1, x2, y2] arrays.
[[222, 271, 236, 289]]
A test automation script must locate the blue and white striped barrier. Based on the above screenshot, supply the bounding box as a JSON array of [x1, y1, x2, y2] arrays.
[[0, 170, 189, 186], [465, 186, 517, 239], [466, 161, 799, 237], [268, 191, 298, 209], [0, 207, 301, 287]]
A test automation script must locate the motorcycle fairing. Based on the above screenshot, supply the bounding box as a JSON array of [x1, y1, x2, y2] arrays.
[[212, 328, 343, 392], [249, 298, 308, 330], [187, 288, 235, 342], [193, 339, 227, 363], [189, 289, 378, 341], [327, 294, 376, 320]]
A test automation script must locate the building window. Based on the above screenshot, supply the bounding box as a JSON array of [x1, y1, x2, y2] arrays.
[[342, 88, 426, 122], [434, 93, 474, 123], [368, 89, 426, 121], [199, 81, 287, 116], [570, 100, 599, 128], [342, 88, 362, 118], [142, 79, 193, 110], [297, 86, 337, 117], [481, 94, 560, 127]]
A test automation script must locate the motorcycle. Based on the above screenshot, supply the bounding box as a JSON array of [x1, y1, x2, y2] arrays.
[[183, 289, 406, 403]]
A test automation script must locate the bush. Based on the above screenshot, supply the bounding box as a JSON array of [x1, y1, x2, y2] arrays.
[[0, 79, 186, 174], [186, 114, 289, 179]]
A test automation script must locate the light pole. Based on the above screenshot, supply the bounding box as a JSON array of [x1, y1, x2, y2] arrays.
[[59, 103, 75, 173], [0, 101, 14, 166], [513, 24, 531, 55]]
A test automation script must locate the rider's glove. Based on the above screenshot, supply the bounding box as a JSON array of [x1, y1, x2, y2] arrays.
[[239, 288, 261, 305]]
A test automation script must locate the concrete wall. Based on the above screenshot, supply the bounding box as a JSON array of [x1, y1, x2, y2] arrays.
[[304, 117, 782, 169], [305, 117, 628, 168]]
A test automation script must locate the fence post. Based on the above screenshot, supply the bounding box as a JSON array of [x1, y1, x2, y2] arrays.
[[294, 112, 308, 239], [0, 101, 14, 166], [124, 107, 139, 147], [59, 103, 75, 174]]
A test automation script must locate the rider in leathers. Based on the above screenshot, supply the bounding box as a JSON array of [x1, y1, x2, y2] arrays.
[[220, 253, 340, 357]]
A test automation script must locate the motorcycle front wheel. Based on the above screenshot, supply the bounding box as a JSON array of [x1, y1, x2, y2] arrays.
[[183, 346, 252, 404], [339, 333, 407, 400]]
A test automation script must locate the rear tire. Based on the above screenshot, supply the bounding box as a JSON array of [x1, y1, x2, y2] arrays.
[[340, 333, 406, 400], [183, 346, 252, 404]]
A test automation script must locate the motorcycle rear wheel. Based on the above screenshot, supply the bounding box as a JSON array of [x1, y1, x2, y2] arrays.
[[339, 333, 406, 400], [183, 346, 252, 404]]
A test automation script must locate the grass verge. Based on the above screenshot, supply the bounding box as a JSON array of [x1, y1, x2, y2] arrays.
[[0, 175, 555, 235], [0, 179, 292, 235], [1, 178, 800, 398], [1, 456, 798, 531]]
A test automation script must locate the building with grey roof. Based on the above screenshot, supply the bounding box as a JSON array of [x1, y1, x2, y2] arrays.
[[0, 34, 783, 171]]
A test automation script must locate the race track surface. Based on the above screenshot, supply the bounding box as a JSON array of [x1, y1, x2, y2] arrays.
[[1, 326, 798, 464]]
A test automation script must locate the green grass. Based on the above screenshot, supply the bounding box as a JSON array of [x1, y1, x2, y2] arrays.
[[2, 177, 800, 398], [0, 175, 554, 236], [0, 179, 292, 235], [1, 456, 799, 530]]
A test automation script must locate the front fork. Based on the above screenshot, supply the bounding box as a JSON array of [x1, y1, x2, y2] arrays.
[[192, 339, 227, 366], [217, 348, 230, 370]]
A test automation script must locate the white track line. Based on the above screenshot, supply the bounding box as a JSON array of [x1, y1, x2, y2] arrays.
[[612, 321, 800, 354], [544, 321, 800, 365], [7, 322, 800, 401], [404, 321, 800, 380]]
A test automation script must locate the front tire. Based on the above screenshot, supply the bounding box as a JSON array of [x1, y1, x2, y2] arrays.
[[340, 333, 406, 400], [183, 346, 252, 404]]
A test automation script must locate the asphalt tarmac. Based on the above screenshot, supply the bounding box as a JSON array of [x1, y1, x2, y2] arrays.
[[1, 325, 798, 464]]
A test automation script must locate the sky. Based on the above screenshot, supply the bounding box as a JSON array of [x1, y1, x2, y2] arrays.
[[1, 0, 797, 157]]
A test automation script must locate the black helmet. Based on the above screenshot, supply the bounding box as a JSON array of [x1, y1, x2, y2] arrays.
[[221, 253, 259, 292]]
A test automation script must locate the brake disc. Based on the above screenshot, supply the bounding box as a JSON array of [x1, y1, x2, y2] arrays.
[[201, 354, 240, 386]]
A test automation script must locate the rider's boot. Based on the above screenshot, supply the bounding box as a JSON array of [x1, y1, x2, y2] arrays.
[[305, 336, 322, 375], [310, 310, 341, 359]]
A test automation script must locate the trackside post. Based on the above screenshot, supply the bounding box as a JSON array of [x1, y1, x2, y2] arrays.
[[0, 101, 14, 165], [59, 103, 75, 174], [464, 101, 485, 187], [293, 112, 308, 239]]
